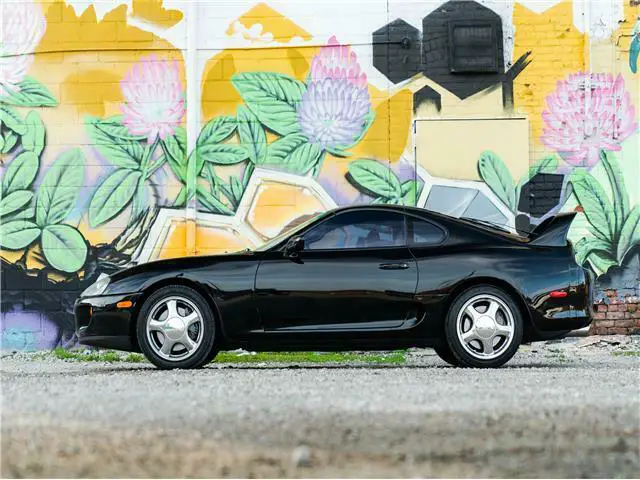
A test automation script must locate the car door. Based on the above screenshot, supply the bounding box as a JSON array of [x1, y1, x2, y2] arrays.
[[254, 209, 419, 332]]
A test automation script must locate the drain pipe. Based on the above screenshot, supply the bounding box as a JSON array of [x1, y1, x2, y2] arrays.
[[185, 1, 198, 256]]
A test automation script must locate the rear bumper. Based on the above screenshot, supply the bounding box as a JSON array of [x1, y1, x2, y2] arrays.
[[527, 267, 593, 337], [74, 293, 142, 352]]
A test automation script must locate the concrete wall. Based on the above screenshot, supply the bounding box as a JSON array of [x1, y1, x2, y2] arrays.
[[0, 0, 638, 350]]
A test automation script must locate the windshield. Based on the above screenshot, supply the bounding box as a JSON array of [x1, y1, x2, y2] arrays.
[[253, 211, 331, 252]]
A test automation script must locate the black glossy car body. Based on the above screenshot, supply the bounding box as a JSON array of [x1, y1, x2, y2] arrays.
[[75, 205, 593, 366]]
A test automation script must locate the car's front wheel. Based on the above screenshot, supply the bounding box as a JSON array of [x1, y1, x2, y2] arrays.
[[136, 285, 217, 369], [445, 285, 523, 368]]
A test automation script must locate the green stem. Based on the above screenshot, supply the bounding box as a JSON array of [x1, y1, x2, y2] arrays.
[[141, 135, 161, 173]]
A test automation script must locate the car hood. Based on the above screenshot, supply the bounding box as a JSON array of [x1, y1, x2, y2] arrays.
[[109, 250, 257, 283]]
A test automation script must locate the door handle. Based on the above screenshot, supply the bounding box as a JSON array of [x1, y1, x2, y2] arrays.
[[378, 262, 409, 270]]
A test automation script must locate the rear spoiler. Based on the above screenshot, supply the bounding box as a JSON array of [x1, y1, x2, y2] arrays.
[[528, 212, 577, 247]]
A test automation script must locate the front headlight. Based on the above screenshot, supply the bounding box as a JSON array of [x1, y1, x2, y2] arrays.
[[81, 273, 110, 297]]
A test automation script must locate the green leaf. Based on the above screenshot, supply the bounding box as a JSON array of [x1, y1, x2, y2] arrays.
[[478, 151, 516, 211], [173, 186, 187, 207], [199, 144, 249, 165], [585, 250, 619, 277], [243, 162, 255, 187], [347, 159, 402, 199], [130, 176, 148, 223], [89, 169, 142, 227], [86, 117, 143, 169], [400, 180, 421, 206], [0, 220, 40, 250], [197, 116, 237, 147], [574, 237, 612, 266], [0, 190, 34, 217], [3, 206, 35, 222], [2, 130, 19, 153], [600, 150, 629, 239], [590, 226, 610, 243], [196, 185, 233, 215], [92, 115, 146, 141], [0, 105, 26, 135], [617, 206, 640, 263], [231, 72, 305, 136], [570, 169, 614, 240], [0, 77, 57, 107], [36, 149, 85, 227], [264, 134, 322, 175], [162, 135, 187, 182], [2, 151, 39, 195], [230, 176, 244, 203], [185, 152, 198, 201], [237, 106, 267, 165], [41, 224, 87, 273], [22, 111, 46, 156], [325, 146, 351, 158], [0, 135, 4, 153]]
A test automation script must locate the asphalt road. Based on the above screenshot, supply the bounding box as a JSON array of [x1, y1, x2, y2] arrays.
[[1, 341, 639, 478]]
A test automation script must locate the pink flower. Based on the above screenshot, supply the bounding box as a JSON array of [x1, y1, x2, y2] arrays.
[[298, 36, 371, 150], [120, 55, 185, 144], [0, 0, 46, 98], [310, 35, 367, 89], [541, 72, 637, 167], [298, 79, 371, 149]]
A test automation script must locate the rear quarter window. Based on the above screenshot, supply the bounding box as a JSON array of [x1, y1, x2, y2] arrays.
[[410, 218, 446, 246]]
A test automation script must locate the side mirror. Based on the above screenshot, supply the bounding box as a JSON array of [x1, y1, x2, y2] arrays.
[[284, 236, 304, 257]]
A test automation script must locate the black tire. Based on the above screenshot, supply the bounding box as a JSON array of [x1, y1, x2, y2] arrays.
[[434, 343, 460, 367], [136, 285, 217, 369], [445, 285, 523, 368]]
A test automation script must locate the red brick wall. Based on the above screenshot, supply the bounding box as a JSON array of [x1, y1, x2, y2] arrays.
[[590, 290, 640, 335]]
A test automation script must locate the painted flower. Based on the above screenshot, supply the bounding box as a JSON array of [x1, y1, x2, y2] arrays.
[[298, 37, 371, 150], [298, 79, 370, 150], [0, 0, 47, 98], [541, 72, 637, 167], [310, 35, 367, 88], [120, 55, 185, 144]]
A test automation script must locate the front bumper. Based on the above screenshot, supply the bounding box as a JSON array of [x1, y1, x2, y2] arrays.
[[74, 293, 143, 352]]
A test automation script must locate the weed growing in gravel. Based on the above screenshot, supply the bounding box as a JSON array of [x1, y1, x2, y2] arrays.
[[46, 348, 407, 365], [612, 350, 640, 357], [213, 351, 407, 364]]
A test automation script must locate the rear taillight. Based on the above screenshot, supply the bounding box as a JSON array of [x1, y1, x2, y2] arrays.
[[550, 290, 568, 298]]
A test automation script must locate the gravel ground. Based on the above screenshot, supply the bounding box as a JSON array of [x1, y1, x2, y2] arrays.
[[1, 338, 639, 478]]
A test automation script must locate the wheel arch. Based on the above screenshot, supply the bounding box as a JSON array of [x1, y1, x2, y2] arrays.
[[443, 276, 533, 331], [129, 276, 224, 351]]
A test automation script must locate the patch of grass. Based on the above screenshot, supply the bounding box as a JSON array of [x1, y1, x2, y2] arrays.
[[612, 350, 640, 357], [213, 351, 407, 364], [50, 348, 144, 363], [47, 348, 406, 365]]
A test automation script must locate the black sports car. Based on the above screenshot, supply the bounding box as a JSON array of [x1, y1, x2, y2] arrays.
[[74, 205, 593, 369]]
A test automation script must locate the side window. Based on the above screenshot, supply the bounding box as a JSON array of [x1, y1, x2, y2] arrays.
[[303, 211, 406, 250], [410, 218, 446, 246]]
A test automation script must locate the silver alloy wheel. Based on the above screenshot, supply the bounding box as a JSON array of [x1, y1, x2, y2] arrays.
[[145, 296, 204, 361], [456, 294, 515, 360]]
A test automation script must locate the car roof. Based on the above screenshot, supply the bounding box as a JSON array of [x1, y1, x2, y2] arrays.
[[327, 204, 525, 242]]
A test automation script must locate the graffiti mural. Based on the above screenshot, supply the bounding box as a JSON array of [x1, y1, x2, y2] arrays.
[[1, 0, 639, 350]]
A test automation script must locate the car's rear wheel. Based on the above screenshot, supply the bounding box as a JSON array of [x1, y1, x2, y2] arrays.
[[136, 285, 216, 369], [445, 285, 523, 368]]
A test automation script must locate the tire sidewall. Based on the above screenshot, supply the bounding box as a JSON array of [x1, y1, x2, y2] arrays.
[[136, 285, 216, 369], [445, 285, 523, 368]]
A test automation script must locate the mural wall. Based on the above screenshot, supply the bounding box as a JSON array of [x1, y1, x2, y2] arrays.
[[1, 0, 638, 350]]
